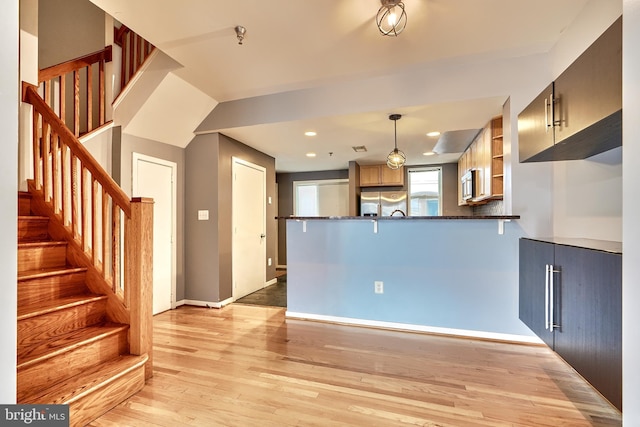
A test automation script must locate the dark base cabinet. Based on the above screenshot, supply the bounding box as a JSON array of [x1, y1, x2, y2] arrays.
[[519, 238, 622, 411]]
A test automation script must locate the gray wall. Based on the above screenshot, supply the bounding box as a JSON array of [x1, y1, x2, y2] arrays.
[[38, 0, 104, 68], [185, 133, 219, 302], [439, 163, 473, 216], [185, 133, 277, 303], [39, 0, 105, 134], [115, 131, 186, 301], [276, 169, 349, 265]]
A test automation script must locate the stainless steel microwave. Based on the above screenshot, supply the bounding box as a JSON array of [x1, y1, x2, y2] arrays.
[[461, 169, 476, 201]]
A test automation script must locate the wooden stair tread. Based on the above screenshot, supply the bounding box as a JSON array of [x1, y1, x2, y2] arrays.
[[20, 354, 148, 405], [18, 266, 87, 281], [18, 215, 49, 221], [18, 293, 108, 320], [18, 241, 67, 249], [18, 322, 129, 368]]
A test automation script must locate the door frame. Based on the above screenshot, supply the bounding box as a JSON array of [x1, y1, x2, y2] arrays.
[[132, 152, 178, 311], [231, 156, 267, 300]]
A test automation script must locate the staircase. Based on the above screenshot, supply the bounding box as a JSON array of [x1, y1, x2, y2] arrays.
[[17, 191, 148, 426]]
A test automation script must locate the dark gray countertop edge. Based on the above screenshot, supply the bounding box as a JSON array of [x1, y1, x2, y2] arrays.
[[277, 215, 520, 220], [523, 237, 622, 254]]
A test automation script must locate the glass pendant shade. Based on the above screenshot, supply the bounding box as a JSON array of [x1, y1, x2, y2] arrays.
[[387, 148, 406, 169], [376, 0, 407, 36], [386, 113, 406, 169]]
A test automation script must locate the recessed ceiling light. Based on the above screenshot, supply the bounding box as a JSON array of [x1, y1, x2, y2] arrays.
[[423, 151, 435, 156], [426, 131, 441, 137], [304, 131, 317, 137], [306, 152, 317, 157]]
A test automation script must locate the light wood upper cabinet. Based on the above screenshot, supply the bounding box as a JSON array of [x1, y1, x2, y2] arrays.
[[458, 116, 503, 205], [491, 116, 504, 197], [359, 164, 405, 187]]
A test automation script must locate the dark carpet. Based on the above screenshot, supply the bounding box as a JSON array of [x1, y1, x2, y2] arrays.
[[235, 274, 287, 307]]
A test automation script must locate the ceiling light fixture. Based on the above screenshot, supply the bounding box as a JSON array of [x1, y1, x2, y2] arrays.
[[376, 0, 407, 37], [426, 131, 441, 137], [386, 114, 406, 169], [234, 26, 246, 45], [304, 131, 317, 136], [306, 152, 317, 158]]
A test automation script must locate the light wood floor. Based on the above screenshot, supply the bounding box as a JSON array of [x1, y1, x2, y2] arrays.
[[90, 305, 621, 426]]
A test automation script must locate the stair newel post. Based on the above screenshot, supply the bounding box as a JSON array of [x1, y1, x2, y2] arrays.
[[125, 197, 154, 379]]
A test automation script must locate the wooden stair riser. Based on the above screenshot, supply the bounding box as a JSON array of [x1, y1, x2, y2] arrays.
[[17, 329, 128, 402], [18, 217, 50, 242], [18, 270, 88, 308], [19, 192, 32, 216], [18, 299, 109, 359], [68, 362, 146, 427], [18, 243, 67, 272]]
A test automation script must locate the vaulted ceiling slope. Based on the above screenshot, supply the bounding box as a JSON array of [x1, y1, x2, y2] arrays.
[[90, 0, 591, 172]]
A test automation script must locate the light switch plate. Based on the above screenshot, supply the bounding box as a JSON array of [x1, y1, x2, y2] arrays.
[[198, 210, 209, 220]]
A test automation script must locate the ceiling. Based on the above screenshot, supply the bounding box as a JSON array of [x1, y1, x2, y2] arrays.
[[90, 0, 591, 172]]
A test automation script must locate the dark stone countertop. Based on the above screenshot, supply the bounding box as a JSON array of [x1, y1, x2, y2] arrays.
[[523, 237, 622, 254], [276, 215, 520, 220]]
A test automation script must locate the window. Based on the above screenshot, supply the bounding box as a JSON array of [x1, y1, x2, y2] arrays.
[[294, 179, 349, 216], [408, 167, 442, 216]]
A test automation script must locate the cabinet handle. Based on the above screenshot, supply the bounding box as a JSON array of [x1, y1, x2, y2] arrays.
[[549, 263, 555, 332], [545, 264, 550, 330], [544, 98, 549, 133]]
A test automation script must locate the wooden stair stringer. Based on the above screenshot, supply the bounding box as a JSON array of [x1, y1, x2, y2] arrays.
[[17, 188, 150, 425], [26, 181, 130, 326], [17, 323, 129, 402]]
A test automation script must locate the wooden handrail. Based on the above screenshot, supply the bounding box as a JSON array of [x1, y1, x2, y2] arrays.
[[39, 46, 112, 83], [23, 83, 131, 216], [23, 80, 153, 376], [113, 25, 154, 92], [38, 45, 112, 138]]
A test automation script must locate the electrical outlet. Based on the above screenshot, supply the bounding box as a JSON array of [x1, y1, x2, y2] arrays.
[[374, 281, 384, 294]]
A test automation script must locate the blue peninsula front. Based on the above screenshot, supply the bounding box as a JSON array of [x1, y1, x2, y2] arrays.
[[283, 215, 539, 343]]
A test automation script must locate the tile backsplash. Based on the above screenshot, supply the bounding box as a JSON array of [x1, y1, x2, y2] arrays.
[[473, 199, 504, 216]]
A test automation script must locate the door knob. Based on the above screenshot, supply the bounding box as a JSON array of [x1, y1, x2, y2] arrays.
[[260, 234, 266, 238]]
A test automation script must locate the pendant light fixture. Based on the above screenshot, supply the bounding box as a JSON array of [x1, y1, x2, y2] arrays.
[[376, 0, 407, 37], [386, 114, 406, 169]]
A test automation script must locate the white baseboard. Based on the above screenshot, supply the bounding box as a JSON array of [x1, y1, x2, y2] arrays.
[[176, 297, 234, 309], [285, 312, 544, 345], [265, 278, 277, 287]]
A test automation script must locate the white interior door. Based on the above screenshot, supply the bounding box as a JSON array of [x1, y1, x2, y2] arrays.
[[132, 153, 177, 315], [232, 158, 266, 299]]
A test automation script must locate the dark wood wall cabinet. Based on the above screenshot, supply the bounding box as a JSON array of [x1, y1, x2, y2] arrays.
[[518, 16, 622, 162], [519, 238, 622, 411]]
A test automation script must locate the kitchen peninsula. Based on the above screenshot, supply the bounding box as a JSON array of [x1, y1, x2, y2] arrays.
[[282, 214, 537, 343]]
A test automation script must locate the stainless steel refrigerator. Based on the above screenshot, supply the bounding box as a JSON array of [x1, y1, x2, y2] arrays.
[[360, 191, 407, 216]]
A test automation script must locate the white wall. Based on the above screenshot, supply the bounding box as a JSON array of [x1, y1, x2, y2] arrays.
[[510, 1, 622, 241], [623, 0, 640, 423], [553, 148, 622, 241], [82, 126, 113, 174], [1, 0, 19, 403], [549, 2, 622, 242]]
